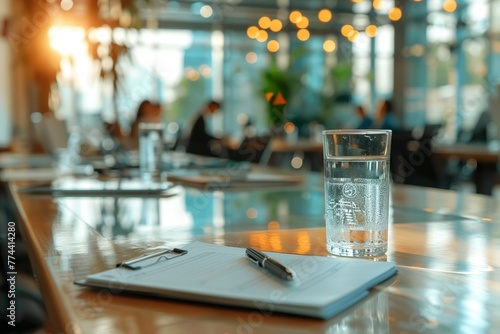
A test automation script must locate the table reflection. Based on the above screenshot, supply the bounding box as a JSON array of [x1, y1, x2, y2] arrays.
[[55, 184, 326, 242], [50, 173, 499, 245], [326, 288, 389, 334]]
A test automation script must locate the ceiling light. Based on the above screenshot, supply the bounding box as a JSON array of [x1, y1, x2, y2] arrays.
[[318, 9, 332, 22], [269, 19, 282, 32], [200, 5, 213, 18], [388, 7, 402, 21], [323, 40, 336, 52], [259, 16, 271, 29], [289, 11, 302, 24], [296, 16, 309, 29], [365, 25, 378, 37], [297, 29, 310, 41], [267, 40, 280, 52]]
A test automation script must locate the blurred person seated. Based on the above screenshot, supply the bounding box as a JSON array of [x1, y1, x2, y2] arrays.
[[123, 100, 162, 149], [355, 105, 373, 129], [130, 100, 163, 143], [375, 99, 400, 130], [457, 109, 491, 143], [185, 100, 223, 157]]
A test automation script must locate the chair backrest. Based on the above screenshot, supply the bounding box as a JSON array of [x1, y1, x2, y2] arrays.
[[390, 130, 440, 187], [32, 114, 68, 154], [229, 134, 272, 164], [490, 88, 500, 141]]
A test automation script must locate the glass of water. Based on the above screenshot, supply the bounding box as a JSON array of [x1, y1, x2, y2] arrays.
[[139, 123, 164, 181], [322, 130, 392, 257]]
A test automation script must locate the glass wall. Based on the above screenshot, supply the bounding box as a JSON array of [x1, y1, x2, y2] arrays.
[[401, 0, 494, 140], [51, 8, 398, 141]]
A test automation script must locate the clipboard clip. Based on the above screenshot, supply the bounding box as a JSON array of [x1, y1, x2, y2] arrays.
[[117, 248, 188, 270]]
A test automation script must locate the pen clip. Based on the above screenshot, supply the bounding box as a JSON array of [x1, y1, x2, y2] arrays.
[[246, 247, 296, 281], [118, 248, 188, 270], [246, 253, 260, 265], [245, 248, 264, 267]]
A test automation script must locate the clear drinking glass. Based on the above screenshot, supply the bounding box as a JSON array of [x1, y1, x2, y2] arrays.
[[139, 123, 164, 181], [322, 130, 392, 257]]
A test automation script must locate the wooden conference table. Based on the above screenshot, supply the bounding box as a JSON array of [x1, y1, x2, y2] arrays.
[[6, 156, 500, 333]]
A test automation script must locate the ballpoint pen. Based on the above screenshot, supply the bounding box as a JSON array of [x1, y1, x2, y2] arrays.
[[245, 248, 296, 281]]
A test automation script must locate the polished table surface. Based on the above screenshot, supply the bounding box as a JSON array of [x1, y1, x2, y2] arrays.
[[7, 163, 500, 333]]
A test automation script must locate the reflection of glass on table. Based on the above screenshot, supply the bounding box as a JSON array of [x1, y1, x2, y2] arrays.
[[327, 288, 389, 333]]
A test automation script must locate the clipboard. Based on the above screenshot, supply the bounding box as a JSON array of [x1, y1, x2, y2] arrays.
[[117, 248, 188, 270], [77, 242, 397, 319]]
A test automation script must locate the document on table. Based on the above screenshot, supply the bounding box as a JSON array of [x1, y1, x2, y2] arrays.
[[167, 172, 303, 189], [77, 242, 397, 319], [18, 178, 179, 197]]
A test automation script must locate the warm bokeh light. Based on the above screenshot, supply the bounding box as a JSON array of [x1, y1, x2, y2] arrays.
[[200, 5, 213, 18], [388, 7, 403, 21], [49, 26, 86, 56], [283, 122, 296, 134], [410, 44, 425, 57], [474, 63, 487, 77], [246, 208, 258, 219], [269, 232, 283, 251], [492, 40, 500, 53], [185, 67, 199, 81], [289, 10, 302, 23], [365, 24, 378, 37], [295, 231, 311, 254], [297, 29, 310, 41], [119, 10, 132, 27], [245, 52, 258, 64], [258, 16, 271, 29], [291, 156, 303, 169], [318, 9, 332, 22], [267, 40, 280, 52], [372, 0, 383, 10], [323, 40, 337, 52], [60, 0, 73, 11], [269, 19, 282, 32], [247, 26, 259, 39], [256, 29, 268, 42], [341, 24, 354, 37], [347, 30, 360, 42], [268, 221, 280, 230], [199, 64, 211, 77], [296, 16, 309, 29], [167, 122, 179, 134], [443, 0, 457, 13], [237, 113, 249, 125]]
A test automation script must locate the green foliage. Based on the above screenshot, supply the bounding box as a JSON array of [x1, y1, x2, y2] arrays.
[[260, 47, 306, 127], [318, 62, 353, 123]]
